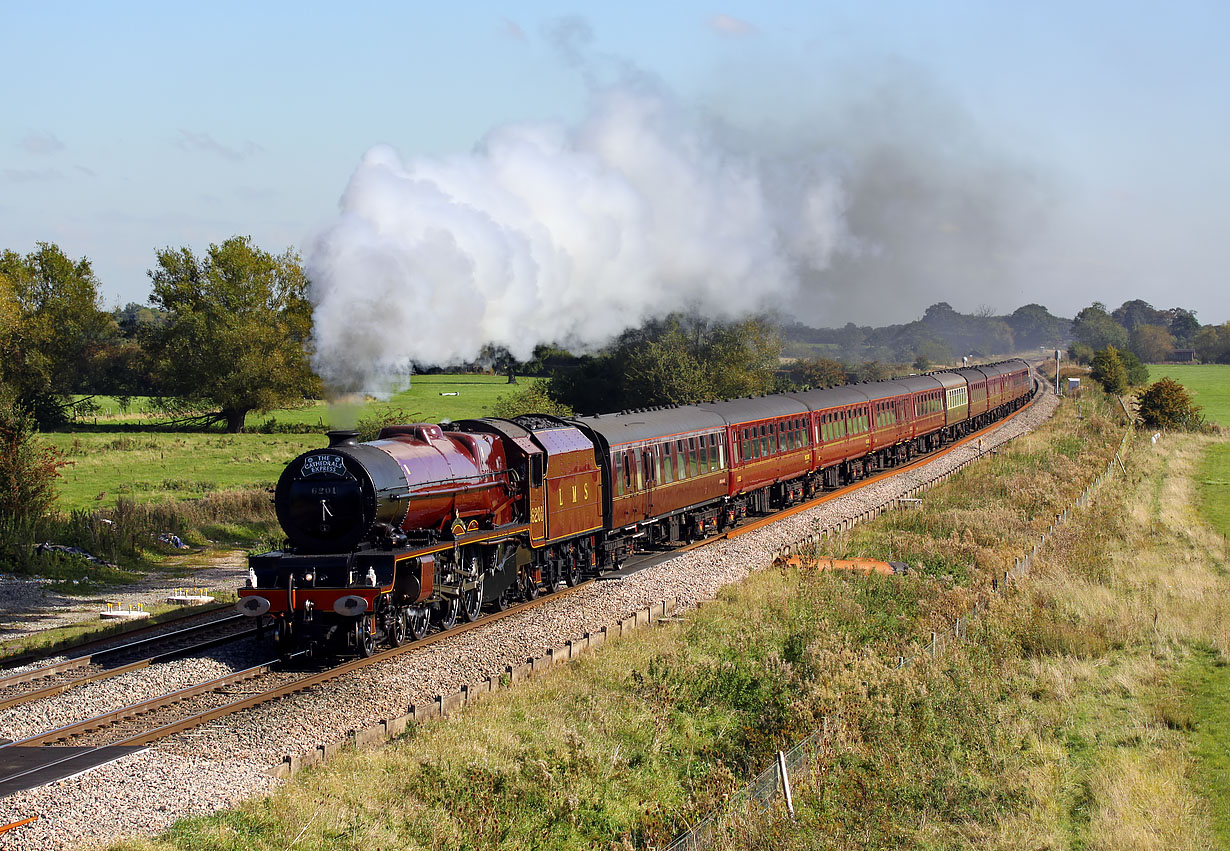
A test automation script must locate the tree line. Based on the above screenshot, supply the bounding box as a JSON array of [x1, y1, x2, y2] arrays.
[[3, 238, 1226, 436], [1, 238, 318, 433], [784, 299, 1225, 370]]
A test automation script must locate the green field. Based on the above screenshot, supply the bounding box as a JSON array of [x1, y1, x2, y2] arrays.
[[45, 432, 323, 511], [72, 373, 521, 430], [52, 374, 522, 512], [1147, 364, 1230, 426]]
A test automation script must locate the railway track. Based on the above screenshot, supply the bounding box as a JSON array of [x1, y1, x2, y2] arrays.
[[4, 577, 596, 749], [1, 380, 1045, 754], [0, 602, 234, 670], [0, 615, 257, 712]]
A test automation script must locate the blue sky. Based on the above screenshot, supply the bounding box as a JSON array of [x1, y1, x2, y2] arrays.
[[3, 0, 1227, 328]]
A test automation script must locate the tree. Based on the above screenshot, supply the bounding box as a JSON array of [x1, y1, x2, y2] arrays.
[[1166, 308, 1200, 346], [145, 236, 320, 432], [1072, 303, 1129, 352], [1111, 299, 1167, 331], [1090, 346, 1128, 394], [0, 243, 116, 426], [1006, 304, 1063, 349], [1137, 378, 1203, 430], [547, 314, 781, 414], [855, 360, 891, 382], [1193, 323, 1230, 364], [1127, 324, 1175, 363], [788, 357, 848, 389]]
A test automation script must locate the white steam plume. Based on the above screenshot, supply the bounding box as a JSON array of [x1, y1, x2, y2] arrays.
[[307, 84, 854, 396]]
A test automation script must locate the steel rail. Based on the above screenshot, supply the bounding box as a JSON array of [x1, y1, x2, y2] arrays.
[[0, 603, 233, 670], [0, 624, 259, 711], [2, 579, 595, 749]]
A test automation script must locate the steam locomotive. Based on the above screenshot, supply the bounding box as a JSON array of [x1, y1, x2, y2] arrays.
[[237, 360, 1033, 657]]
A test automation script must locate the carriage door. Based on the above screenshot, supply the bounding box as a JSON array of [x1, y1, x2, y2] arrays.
[[527, 451, 546, 544], [641, 445, 657, 520]]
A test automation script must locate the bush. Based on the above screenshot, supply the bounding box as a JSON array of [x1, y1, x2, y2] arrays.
[[0, 389, 68, 571], [1090, 346, 1128, 394], [489, 380, 573, 419], [0, 389, 66, 525], [1138, 378, 1204, 430], [1118, 349, 1149, 386], [1068, 342, 1095, 365]]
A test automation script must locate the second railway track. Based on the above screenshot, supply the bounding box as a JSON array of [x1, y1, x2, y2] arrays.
[[0, 615, 257, 712]]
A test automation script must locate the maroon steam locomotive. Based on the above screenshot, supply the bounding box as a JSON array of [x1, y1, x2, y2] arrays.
[[237, 360, 1033, 656]]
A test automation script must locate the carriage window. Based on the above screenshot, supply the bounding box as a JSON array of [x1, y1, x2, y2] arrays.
[[742, 428, 751, 460], [688, 437, 698, 476], [662, 442, 674, 484], [759, 424, 769, 458], [707, 434, 717, 471], [613, 452, 624, 496]]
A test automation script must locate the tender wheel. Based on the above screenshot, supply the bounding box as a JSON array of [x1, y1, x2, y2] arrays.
[[355, 617, 376, 658], [388, 609, 407, 647], [435, 597, 460, 631], [461, 577, 483, 623], [407, 606, 430, 640], [491, 589, 512, 612]]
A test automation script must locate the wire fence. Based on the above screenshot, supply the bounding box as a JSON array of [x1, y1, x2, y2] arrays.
[[662, 417, 1134, 851]]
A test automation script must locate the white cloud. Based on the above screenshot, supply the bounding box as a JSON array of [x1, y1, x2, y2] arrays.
[[20, 131, 66, 154], [709, 14, 757, 36], [174, 130, 263, 162]]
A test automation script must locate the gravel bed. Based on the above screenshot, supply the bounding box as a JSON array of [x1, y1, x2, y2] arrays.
[[0, 389, 1059, 850], [0, 640, 271, 744]]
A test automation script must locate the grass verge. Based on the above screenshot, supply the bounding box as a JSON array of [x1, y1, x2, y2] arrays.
[[103, 393, 1192, 850], [1196, 440, 1230, 538]]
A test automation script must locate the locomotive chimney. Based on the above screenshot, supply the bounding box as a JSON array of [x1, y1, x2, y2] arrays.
[[326, 429, 360, 448]]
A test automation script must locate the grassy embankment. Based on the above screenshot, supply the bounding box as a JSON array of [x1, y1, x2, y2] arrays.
[[108, 384, 1228, 850]]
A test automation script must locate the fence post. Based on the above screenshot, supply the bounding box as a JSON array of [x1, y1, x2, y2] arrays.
[[777, 751, 796, 818]]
